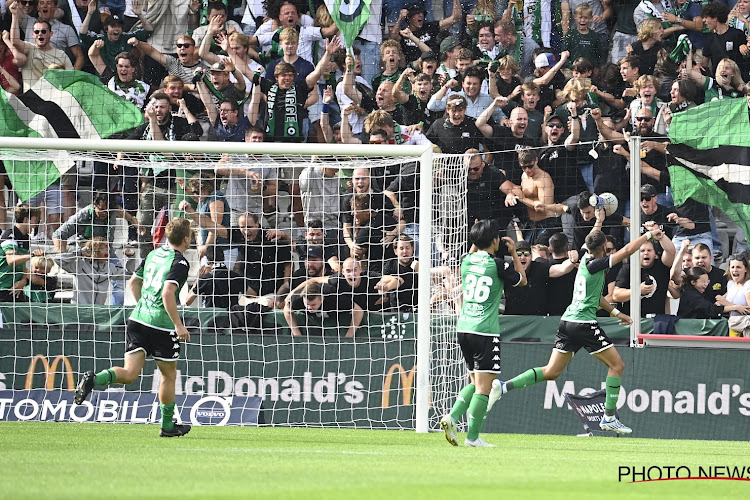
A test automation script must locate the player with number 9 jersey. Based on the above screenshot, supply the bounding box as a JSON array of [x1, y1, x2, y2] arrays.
[[130, 245, 190, 330]]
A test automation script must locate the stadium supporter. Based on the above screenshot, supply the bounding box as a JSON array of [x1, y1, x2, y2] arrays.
[[16, 0, 84, 70], [427, 66, 505, 122], [609, 0, 640, 64], [638, 184, 676, 238], [440, 221, 526, 447], [491, 228, 668, 435], [185, 250, 245, 310], [8, 4, 73, 89], [131, 33, 208, 88], [25, 255, 57, 302], [381, 235, 419, 311], [372, 39, 408, 91], [263, 27, 315, 88], [326, 257, 395, 312], [298, 159, 340, 234], [504, 239, 577, 316], [516, 82, 544, 141], [340, 167, 395, 259], [677, 266, 749, 318], [626, 18, 665, 77], [0, 204, 43, 302], [79, 3, 153, 75], [530, 50, 569, 111], [689, 57, 747, 101], [654, 78, 698, 134], [0, 34, 22, 94], [201, 98, 252, 142], [493, 19, 538, 78], [562, 3, 606, 69], [435, 35, 462, 81], [493, 55, 523, 110], [246, 38, 340, 142], [179, 172, 232, 265], [516, 148, 561, 246], [191, 1, 242, 50], [335, 48, 375, 137], [284, 280, 363, 337], [562, 0, 609, 47], [276, 245, 331, 301], [476, 104, 536, 179], [538, 113, 587, 204], [199, 30, 262, 88], [348, 193, 401, 273], [390, 0, 462, 64], [471, 21, 501, 66], [232, 211, 291, 298], [392, 68, 441, 129], [294, 219, 342, 273], [612, 223, 676, 315], [691, 243, 728, 303], [75, 218, 193, 438], [52, 237, 127, 305], [701, 2, 749, 75], [89, 48, 151, 109], [60, 0, 103, 40], [194, 61, 247, 118], [545, 232, 578, 315], [161, 75, 207, 123], [724, 254, 750, 336], [463, 149, 519, 241], [120, 92, 203, 258], [611, 55, 641, 110]]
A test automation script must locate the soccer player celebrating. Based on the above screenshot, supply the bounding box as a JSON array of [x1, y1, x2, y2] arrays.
[[440, 220, 527, 447], [487, 227, 665, 434], [74, 218, 193, 437]]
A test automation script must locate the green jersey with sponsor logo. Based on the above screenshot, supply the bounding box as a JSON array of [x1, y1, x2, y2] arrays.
[[562, 253, 610, 322], [456, 251, 522, 336], [130, 246, 190, 331]]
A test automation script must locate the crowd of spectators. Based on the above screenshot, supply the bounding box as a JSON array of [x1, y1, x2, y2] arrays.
[[1, 0, 750, 334]]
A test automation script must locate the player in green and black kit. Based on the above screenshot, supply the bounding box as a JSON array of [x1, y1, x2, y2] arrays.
[[440, 220, 527, 447], [75, 218, 193, 437], [487, 227, 664, 434]]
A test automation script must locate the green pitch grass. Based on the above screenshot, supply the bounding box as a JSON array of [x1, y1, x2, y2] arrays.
[[2, 422, 749, 500]]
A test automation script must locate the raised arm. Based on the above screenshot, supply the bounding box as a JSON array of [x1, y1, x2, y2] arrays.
[[129, 37, 167, 66], [131, 0, 153, 32], [246, 74, 263, 126], [341, 53, 362, 104], [306, 37, 341, 89], [197, 14, 224, 65], [340, 104, 362, 144], [476, 97, 507, 138], [9, 1, 28, 54], [590, 107, 625, 144], [439, 0, 463, 30], [533, 51, 569, 86], [320, 85, 335, 143], [88, 39, 107, 75], [393, 67, 414, 104]]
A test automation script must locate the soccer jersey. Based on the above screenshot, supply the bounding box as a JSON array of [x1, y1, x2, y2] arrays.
[[130, 246, 190, 331], [456, 251, 523, 336], [562, 253, 610, 322]]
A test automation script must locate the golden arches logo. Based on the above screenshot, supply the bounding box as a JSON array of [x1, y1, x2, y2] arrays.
[[381, 363, 416, 407], [24, 355, 75, 391]]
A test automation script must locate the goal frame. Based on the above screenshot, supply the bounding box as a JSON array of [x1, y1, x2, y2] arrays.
[[0, 136, 435, 433]]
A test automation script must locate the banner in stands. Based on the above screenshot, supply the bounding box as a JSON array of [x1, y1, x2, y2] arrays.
[[2, 326, 749, 438]]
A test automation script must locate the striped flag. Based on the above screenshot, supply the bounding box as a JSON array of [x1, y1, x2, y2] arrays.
[[151, 205, 169, 249], [0, 69, 144, 201], [325, 0, 371, 48], [667, 99, 750, 237]]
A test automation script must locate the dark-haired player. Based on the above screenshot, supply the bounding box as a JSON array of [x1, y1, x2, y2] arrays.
[[440, 219, 527, 447], [487, 227, 664, 434], [74, 218, 193, 437]]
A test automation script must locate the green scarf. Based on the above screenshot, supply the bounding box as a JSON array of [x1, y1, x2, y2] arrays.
[[202, 75, 249, 106], [266, 83, 300, 139], [531, 0, 563, 47]]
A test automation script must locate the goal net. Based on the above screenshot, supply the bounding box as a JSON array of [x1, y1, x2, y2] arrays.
[[0, 137, 468, 431]]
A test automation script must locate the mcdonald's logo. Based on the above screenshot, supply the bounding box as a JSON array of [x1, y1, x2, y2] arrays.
[[381, 363, 416, 407], [24, 355, 75, 391]]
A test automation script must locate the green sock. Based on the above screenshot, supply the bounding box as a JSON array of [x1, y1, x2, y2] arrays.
[[449, 384, 476, 422], [161, 403, 175, 430], [466, 394, 489, 441], [605, 376, 622, 416], [94, 369, 116, 387], [506, 367, 544, 391]]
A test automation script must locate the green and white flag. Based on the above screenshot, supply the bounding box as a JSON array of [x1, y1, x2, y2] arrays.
[[0, 69, 144, 201], [325, 0, 372, 48], [667, 98, 750, 237]]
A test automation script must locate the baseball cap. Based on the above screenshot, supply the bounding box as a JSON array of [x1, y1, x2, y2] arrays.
[[516, 240, 531, 251], [306, 246, 324, 260], [534, 53, 556, 69], [104, 14, 124, 27], [446, 94, 467, 108], [210, 62, 229, 72], [440, 36, 461, 54], [420, 51, 437, 61], [406, 2, 427, 16], [640, 184, 657, 198]]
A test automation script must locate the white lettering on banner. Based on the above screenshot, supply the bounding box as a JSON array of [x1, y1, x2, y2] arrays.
[[544, 382, 750, 416], [0, 372, 6, 390], [152, 370, 365, 404], [189, 396, 231, 426], [14, 398, 39, 420], [41, 399, 67, 420]]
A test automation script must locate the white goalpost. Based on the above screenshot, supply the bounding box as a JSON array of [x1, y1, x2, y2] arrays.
[[0, 136, 475, 432]]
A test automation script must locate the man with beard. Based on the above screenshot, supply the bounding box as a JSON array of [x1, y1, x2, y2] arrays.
[[426, 95, 487, 154], [161, 75, 207, 121], [381, 235, 419, 311], [8, 8, 72, 89], [476, 104, 536, 180], [393, 68, 441, 129], [545, 232, 579, 315], [613, 223, 676, 315], [277, 245, 330, 301], [284, 281, 363, 337], [504, 239, 578, 315], [691, 243, 727, 303], [538, 114, 587, 205], [341, 167, 394, 259], [463, 149, 519, 241], [494, 19, 540, 78], [638, 184, 676, 238], [390, 0, 462, 63], [203, 98, 251, 142], [133, 33, 207, 89], [349, 193, 401, 273], [80, 3, 152, 75], [428, 66, 504, 122]]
